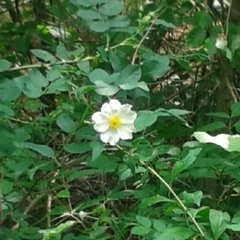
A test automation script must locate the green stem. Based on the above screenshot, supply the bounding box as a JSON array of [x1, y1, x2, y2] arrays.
[[140, 161, 204, 237]]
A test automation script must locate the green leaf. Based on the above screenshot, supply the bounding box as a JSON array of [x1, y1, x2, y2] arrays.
[[87, 154, 118, 172], [23, 142, 54, 158], [90, 20, 110, 32], [187, 27, 206, 48], [154, 19, 176, 28], [94, 81, 119, 96], [116, 65, 142, 85], [77, 9, 102, 20], [108, 15, 129, 28], [139, 196, 175, 209], [70, 0, 108, 7], [119, 80, 148, 91], [209, 209, 230, 240], [194, 11, 212, 29], [136, 215, 152, 228], [134, 111, 157, 132], [56, 190, 70, 198], [153, 220, 166, 232], [56, 44, 68, 59], [46, 67, 61, 82], [131, 226, 151, 235], [153, 226, 193, 240], [0, 103, 15, 118], [57, 113, 76, 133], [40, 221, 76, 239], [64, 142, 91, 154], [206, 112, 230, 118], [109, 50, 128, 72], [182, 191, 203, 207], [88, 69, 110, 84], [227, 224, 240, 231], [141, 58, 170, 81], [46, 77, 70, 94], [28, 68, 48, 87], [91, 141, 104, 160], [198, 121, 227, 132], [171, 148, 202, 180], [0, 59, 11, 72], [99, 1, 124, 16], [31, 49, 56, 63], [14, 69, 48, 98], [2, 180, 13, 194], [231, 102, 240, 118]]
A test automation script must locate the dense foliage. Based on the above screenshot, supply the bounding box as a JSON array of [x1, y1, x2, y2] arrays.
[[1, 0, 240, 239]]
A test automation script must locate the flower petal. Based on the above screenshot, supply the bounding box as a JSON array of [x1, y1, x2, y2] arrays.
[[94, 122, 109, 132], [92, 112, 109, 124], [100, 129, 120, 145], [118, 125, 133, 140], [109, 99, 121, 111], [101, 102, 111, 114], [118, 107, 137, 124]]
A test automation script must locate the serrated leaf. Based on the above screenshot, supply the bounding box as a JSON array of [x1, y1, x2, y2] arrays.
[[116, 65, 142, 85], [136, 216, 152, 228], [64, 142, 91, 154], [182, 191, 203, 207], [209, 210, 230, 240], [171, 148, 202, 180], [231, 102, 240, 118], [0, 59, 11, 72], [194, 11, 212, 29], [153, 226, 193, 240], [0, 79, 21, 102], [141, 58, 170, 81], [90, 20, 110, 32], [94, 80, 119, 96], [99, 1, 123, 16], [187, 27, 206, 48], [131, 226, 151, 235], [77, 9, 102, 20], [56, 44, 68, 59], [108, 15, 129, 28], [56, 190, 70, 198], [91, 141, 104, 160], [198, 121, 227, 132], [31, 49, 55, 63], [155, 19, 176, 28], [88, 69, 110, 84], [134, 111, 157, 132], [0, 104, 15, 118], [23, 142, 54, 158], [57, 113, 76, 133]]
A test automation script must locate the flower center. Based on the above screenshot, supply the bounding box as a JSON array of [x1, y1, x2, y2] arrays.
[[108, 115, 121, 129]]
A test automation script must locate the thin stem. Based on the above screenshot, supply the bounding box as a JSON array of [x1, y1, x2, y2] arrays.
[[225, 0, 232, 38], [141, 161, 204, 237], [6, 57, 94, 72], [131, 16, 158, 65]]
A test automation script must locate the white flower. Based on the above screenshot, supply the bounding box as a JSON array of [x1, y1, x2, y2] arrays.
[[92, 99, 137, 145]]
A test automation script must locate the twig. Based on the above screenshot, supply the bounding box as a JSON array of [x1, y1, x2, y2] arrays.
[[141, 161, 204, 237], [225, 0, 232, 38], [6, 57, 93, 72], [131, 16, 158, 65]]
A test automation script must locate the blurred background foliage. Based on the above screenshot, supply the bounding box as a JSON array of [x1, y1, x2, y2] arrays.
[[1, 0, 240, 239]]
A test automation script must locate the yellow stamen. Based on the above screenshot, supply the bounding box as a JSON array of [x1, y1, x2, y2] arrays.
[[109, 115, 121, 129]]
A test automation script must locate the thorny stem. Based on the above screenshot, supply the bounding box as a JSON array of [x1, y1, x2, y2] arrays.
[[131, 16, 158, 65], [6, 57, 94, 72], [116, 144, 204, 237], [141, 161, 204, 237]]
